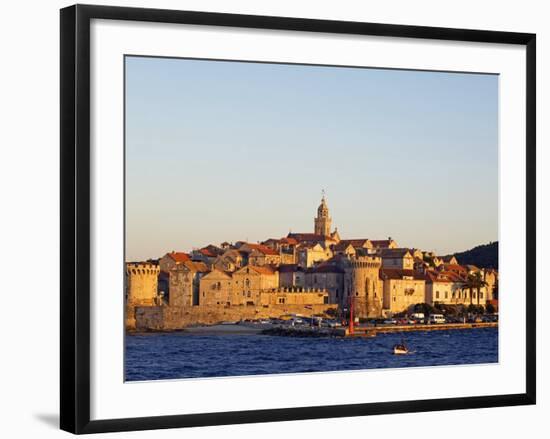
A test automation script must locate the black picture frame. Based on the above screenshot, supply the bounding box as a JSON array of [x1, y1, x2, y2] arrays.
[[60, 4, 536, 434]]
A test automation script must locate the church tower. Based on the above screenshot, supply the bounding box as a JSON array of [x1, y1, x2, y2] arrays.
[[314, 193, 332, 236]]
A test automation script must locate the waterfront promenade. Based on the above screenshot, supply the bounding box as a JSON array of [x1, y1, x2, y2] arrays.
[[262, 322, 498, 338]]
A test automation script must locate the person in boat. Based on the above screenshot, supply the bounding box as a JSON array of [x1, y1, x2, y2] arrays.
[[393, 338, 409, 353]]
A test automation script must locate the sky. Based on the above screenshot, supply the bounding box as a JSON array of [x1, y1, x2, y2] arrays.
[[125, 56, 498, 262]]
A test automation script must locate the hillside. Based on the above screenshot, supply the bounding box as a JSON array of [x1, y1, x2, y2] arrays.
[[450, 241, 498, 269]]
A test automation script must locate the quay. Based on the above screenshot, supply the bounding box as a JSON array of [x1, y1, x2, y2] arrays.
[[262, 322, 498, 338]]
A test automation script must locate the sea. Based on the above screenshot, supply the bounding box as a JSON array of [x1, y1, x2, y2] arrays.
[[125, 327, 498, 381]]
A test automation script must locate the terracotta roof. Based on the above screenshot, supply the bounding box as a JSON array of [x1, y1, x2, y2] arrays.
[[245, 243, 279, 256], [199, 248, 216, 257], [166, 252, 190, 263], [188, 261, 209, 273], [439, 270, 467, 282], [380, 268, 425, 281], [249, 265, 277, 275], [287, 233, 334, 243], [440, 263, 467, 273], [279, 237, 298, 245], [424, 270, 452, 283], [201, 268, 233, 279]]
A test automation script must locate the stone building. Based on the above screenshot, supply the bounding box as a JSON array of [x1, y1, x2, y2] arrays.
[[232, 265, 279, 305], [371, 238, 398, 250], [484, 269, 498, 300], [378, 248, 415, 269], [159, 251, 191, 273], [213, 248, 248, 272], [296, 242, 333, 267], [332, 241, 357, 257], [441, 255, 459, 265], [278, 264, 305, 289], [168, 260, 209, 307], [305, 259, 345, 305], [199, 265, 279, 307], [126, 194, 499, 330], [424, 270, 457, 305], [239, 243, 281, 266], [190, 245, 222, 266], [380, 268, 426, 314], [198, 269, 233, 306]]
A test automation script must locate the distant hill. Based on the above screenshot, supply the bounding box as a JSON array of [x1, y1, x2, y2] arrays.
[[450, 241, 498, 269]]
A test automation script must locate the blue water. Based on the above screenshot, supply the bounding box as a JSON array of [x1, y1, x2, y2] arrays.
[[125, 328, 498, 381]]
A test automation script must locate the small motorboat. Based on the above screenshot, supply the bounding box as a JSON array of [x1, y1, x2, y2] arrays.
[[393, 340, 409, 355]]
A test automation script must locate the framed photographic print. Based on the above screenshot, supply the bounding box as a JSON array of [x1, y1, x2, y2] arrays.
[[60, 4, 536, 434]]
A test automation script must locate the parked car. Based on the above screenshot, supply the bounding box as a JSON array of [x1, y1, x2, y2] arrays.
[[383, 318, 398, 325], [428, 314, 446, 324], [410, 313, 425, 324]]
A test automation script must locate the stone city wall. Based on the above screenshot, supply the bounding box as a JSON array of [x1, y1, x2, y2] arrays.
[[132, 303, 337, 331]]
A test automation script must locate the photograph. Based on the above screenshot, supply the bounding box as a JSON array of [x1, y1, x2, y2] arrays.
[[124, 55, 500, 381]]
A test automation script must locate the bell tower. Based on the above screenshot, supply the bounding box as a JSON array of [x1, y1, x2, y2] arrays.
[[314, 191, 332, 236]]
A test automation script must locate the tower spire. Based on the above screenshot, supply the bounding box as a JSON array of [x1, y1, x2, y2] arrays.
[[314, 191, 332, 236]]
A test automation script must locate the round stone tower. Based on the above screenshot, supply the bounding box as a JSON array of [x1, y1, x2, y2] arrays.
[[345, 254, 383, 318], [125, 262, 160, 330]]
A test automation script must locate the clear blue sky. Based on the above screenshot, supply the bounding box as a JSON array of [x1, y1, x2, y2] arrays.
[[125, 56, 498, 261]]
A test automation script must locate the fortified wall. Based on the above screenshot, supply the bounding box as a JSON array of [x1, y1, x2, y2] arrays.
[[133, 303, 337, 331]]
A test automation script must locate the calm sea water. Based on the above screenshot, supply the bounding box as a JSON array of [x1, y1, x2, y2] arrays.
[[125, 328, 498, 381]]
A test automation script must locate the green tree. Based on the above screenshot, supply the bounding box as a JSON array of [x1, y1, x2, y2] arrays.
[[414, 303, 437, 316], [471, 272, 488, 306], [462, 272, 488, 306]]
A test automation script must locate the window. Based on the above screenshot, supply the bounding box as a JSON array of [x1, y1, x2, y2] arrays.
[[278, 297, 285, 304], [445, 291, 448, 299], [480, 292, 484, 299], [436, 291, 440, 299]]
